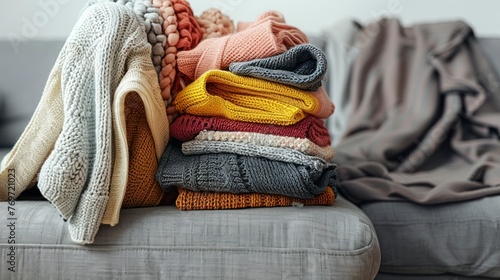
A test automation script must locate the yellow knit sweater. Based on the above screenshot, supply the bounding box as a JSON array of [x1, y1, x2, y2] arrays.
[[173, 69, 321, 125]]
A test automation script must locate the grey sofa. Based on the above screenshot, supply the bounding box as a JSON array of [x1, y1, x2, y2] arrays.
[[1, 37, 499, 280], [367, 37, 500, 280], [0, 40, 380, 279]]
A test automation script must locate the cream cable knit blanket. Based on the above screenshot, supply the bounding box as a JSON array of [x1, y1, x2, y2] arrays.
[[194, 130, 335, 161]]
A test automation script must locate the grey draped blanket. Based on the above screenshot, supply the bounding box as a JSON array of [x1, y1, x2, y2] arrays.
[[333, 18, 500, 204]]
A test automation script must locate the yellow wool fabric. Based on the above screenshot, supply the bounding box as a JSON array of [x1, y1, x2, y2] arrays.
[[176, 186, 335, 210], [173, 69, 321, 125], [121, 92, 164, 208]]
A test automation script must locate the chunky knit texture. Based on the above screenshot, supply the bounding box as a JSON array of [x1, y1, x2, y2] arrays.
[[229, 44, 327, 91], [165, 0, 202, 121], [173, 69, 323, 125], [172, 0, 202, 52], [84, 0, 165, 74], [182, 140, 330, 171], [156, 143, 338, 199], [176, 186, 335, 210], [170, 114, 332, 146], [195, 8, 234, 39], [194, 130, 335, 161], [177, 11, 308, 81], [152, 0, 179, 101], [122, 92, 164, 208]]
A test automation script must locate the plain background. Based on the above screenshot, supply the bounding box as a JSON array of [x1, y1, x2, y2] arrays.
[[1, 0, 500, 43]]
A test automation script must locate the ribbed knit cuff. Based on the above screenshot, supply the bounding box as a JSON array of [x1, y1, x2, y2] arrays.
[[68, 193, 109, 245]]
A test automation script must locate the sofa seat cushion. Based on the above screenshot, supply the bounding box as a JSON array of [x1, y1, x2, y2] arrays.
[[362, 196, 500, 278], [0, 194, 380, 279], [375, 273, 493, 280]]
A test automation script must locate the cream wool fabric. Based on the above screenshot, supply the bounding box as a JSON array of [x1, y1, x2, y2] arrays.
[[102, 66, 169, 226], [195, 130, 335, 161]]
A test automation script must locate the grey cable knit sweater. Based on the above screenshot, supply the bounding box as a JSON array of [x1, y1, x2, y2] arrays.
[[228, 44, 327, 91], [156, 143, 338, 199]]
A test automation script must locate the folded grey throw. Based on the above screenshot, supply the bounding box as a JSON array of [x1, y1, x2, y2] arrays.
[[228, 44, 327, 91], [156, 143, 338, 199]]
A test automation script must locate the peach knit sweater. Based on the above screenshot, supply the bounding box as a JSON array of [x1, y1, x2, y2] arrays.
[[177, 10, 308, 81], [176, 186, 335, 210]]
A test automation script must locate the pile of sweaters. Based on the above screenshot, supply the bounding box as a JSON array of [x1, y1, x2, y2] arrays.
[[0, 0, 339, 244], [160, 11, 338, 211]]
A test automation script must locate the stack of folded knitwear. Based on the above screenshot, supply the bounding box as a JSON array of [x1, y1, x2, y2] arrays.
[[155, 10, 339, 211]]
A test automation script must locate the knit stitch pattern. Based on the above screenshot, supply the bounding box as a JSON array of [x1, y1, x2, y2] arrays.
[[172, 0, 201, 51], [103, 50, 170, 226], [122, 92, 164, 208], [170, 114, 332, 146], [194, 130, 335, 161], [173, 69, 321, 125], [176, 186, 335, 210], [229, 44, 327, 91], [181, 140, 330, 171], [34, 3, 158, 244], [165, 0, 203, 121], [156, 143, 338, 199], [152, 0, 179, 101], [177, 11, 308, 81], [195, 8, 234, 39], [84, 0, 166, 74]]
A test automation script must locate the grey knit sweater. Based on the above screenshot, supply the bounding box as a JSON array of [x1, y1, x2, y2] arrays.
[[228, 44, 327, 91], [156, 143, 338, 199]]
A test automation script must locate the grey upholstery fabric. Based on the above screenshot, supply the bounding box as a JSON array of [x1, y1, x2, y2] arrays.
[[362, 196, 500, 278], [0, 41, 64, 147], [355, 38, 500, 279], [376, 273, 493, 280], [0, 195, 380, 280]]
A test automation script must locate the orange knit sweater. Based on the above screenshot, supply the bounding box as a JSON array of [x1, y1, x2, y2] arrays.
[[122, 92, 164, 208], [176, 187, 335, 210]]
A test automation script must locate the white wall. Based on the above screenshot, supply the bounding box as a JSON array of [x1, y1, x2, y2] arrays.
[[1, 0, 499, 43]]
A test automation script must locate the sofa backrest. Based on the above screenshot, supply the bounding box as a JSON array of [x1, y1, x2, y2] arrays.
[[0, 40, 64, 148]]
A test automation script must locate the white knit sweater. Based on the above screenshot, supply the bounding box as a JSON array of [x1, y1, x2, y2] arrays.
[[0, 2, 168, 244]]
